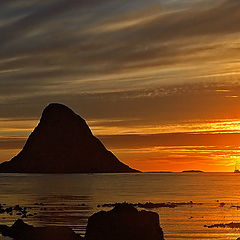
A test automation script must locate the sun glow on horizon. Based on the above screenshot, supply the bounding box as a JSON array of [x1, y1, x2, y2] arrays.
[[2, 117, 240, 172]]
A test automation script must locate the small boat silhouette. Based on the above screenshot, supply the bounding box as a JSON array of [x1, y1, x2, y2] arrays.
[[234, 162, 240, 173]]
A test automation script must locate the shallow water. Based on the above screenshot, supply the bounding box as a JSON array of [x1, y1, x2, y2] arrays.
[[0, 172, 240, 239]]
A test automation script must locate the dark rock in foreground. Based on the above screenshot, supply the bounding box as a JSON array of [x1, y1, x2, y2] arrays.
[[0, 204, 164, 240], [99, 201, 200, 209], [204, 222, 240, 229], [0, 219, 82, 240], [0, 103, 139, 173], [0, 204, 29, 218], [85, 203, 164, 240]]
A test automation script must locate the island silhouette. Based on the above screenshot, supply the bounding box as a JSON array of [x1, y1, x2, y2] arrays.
[[0, 103, 139, 173]]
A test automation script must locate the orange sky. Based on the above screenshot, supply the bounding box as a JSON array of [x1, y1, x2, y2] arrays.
[[2, 116, 240, 172], [1, 0, 240, 172]]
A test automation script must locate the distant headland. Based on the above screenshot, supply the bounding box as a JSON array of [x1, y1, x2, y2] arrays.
[[0, 103, 139, 173], [181, 170, 204, 173]]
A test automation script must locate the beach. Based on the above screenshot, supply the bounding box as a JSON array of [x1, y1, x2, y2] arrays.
[[0, 172, 240, 239]]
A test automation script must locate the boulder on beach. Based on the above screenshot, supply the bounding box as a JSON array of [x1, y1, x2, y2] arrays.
[[0, 103, 139, 173], [85, 203, 165, 240], [0, 204, 165, 240], [0, 219, 82, 240]]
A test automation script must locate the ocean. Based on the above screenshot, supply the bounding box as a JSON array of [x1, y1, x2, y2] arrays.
[[0, 172, 240, 240]]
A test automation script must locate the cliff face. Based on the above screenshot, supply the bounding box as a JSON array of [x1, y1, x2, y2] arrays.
[[0, 103, 139, 173]]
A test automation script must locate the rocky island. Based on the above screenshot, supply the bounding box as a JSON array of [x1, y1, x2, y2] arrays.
[[0, 103, 139, 173]]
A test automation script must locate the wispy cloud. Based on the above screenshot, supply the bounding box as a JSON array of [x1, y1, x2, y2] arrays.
[[1, 0, 240, 102], [1, 0, 240, 171]]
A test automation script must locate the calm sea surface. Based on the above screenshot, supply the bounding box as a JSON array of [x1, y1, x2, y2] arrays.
[[1, 172, 240, 240]]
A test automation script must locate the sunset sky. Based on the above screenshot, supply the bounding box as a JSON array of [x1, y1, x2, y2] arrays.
[[1, 0, 240, 172]]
